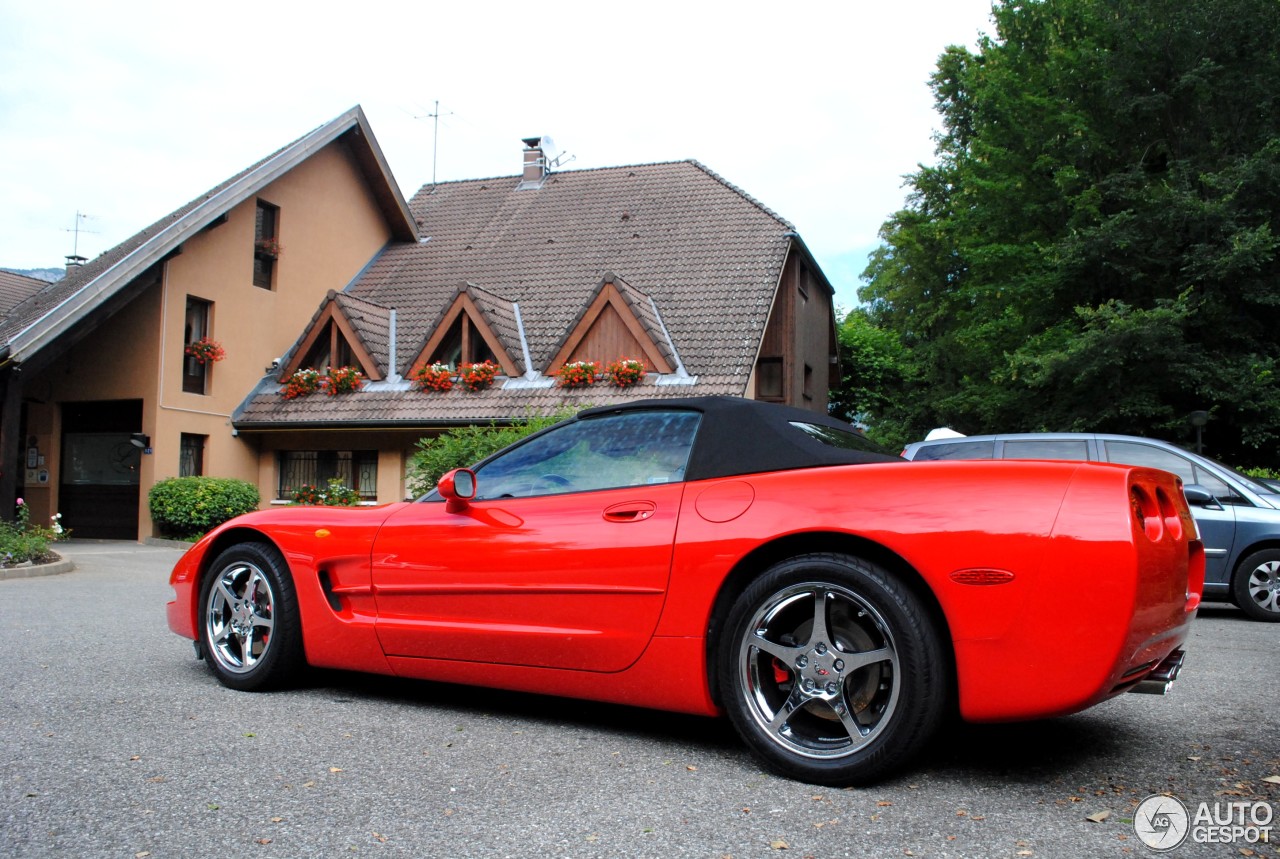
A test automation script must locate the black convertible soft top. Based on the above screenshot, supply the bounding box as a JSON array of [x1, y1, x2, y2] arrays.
[[577, 396, 902, 482]]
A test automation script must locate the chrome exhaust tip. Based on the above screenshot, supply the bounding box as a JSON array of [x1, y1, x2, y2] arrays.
[[1127, 648, 1186, 695]]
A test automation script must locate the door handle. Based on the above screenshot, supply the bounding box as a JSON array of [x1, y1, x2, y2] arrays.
[[603, 501, 656, 522]]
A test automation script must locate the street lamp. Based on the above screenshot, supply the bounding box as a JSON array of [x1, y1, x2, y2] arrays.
[[1188, 411, 1209, 455]]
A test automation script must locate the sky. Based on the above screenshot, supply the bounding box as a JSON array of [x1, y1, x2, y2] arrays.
[[0, 0, 995, 309]]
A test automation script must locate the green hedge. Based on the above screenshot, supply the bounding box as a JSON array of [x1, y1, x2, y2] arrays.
[[149, 477, 260, 538]]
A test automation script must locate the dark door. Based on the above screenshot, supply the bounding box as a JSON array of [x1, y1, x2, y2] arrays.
[[60, 400, 143, 539]]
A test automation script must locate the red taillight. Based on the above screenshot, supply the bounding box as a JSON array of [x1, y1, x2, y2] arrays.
[[1130, 485, 1163, 541]]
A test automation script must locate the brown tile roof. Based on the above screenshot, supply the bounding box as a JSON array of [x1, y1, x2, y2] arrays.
[[333, 292, 392, 377], [234, 159, 799, 428], [0, 270, 51, 317]]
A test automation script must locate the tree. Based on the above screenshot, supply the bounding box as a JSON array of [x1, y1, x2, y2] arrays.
[[858, 0, 1280, 465]]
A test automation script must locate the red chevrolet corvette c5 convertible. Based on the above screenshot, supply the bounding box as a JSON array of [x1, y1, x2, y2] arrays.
[[167, 397, 1202, 784]]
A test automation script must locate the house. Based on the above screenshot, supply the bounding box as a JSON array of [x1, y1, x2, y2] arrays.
[[0, 107, 417, 538], [0, 270, 51, 317], [0, 108, 840, 540]]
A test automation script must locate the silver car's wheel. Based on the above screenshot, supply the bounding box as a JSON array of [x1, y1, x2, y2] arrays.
[[719, 553, 948, 785], [199, 542, 304, 689], [1233, 549, 1280, 622]]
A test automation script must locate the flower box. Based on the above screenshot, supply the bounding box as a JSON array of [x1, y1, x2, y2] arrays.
[[459, 360, 499, 392], [556, 360, 599, 389], [414, 362, 455, 393], [184, 337, 225, 365], [605, 358, 646, 388]]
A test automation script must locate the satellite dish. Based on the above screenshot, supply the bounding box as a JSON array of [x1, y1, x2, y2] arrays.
[[539, 136, 559, 163]]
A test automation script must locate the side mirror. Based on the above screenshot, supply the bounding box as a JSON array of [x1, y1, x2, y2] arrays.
[[1183, 484, 1221, 510], [438, 468, 477, 513]]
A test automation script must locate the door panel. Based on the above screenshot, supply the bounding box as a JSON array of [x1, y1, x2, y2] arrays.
[[371, 482, 685, 671]]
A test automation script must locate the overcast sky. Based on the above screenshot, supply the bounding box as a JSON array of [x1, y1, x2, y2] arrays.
[[0, 0, 994, 308]]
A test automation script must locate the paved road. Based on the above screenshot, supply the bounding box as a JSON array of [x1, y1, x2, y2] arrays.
[[1, 542, 1276, 858]]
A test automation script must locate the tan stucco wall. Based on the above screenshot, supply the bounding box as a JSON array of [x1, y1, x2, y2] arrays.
[[22, 139, 398, 538]]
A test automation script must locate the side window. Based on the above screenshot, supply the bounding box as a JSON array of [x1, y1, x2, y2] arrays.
[[1001, 440, 1089, 461], [1103, 441, 1240, 502], [910, 440, 994, 461], [253, 200, 280, 289], [474, 411, 701, 499], [183, 297, 212, 395]]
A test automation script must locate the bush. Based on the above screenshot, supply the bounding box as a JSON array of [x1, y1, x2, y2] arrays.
[[405, 408, 580, 497], [0, 499, 64, 566], [149, 477, 260, 538]]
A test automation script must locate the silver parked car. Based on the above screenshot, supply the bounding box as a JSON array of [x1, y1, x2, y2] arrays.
[[902, 432, 1280, 622]]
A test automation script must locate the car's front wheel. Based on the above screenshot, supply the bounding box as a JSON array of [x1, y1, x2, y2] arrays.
[[1232, 549, 1280, 622], [199, 542, 304, 690], [719, 553, 948, 785]]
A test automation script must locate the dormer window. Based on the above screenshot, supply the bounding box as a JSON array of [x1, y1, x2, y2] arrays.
[[408, 286, 519, 379], [429, 315, 498, 369], [277, 292, 386, 384], [253, 200, 280, 289], [299, 318, 357, 370]]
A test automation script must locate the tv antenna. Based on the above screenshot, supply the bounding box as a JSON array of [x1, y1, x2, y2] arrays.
[[63, 211, 97, 266], [415, 100, 453, 191]]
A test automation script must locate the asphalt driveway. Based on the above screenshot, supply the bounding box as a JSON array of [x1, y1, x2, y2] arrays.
[[1, 541, 1275, 858]]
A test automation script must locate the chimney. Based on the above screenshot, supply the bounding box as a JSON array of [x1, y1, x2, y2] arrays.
[[517, 137, 547, 190], [65, 254, 87, 274]]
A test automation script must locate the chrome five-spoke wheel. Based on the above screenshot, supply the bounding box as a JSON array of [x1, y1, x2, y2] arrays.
[[738, 582, 900, 759], [199, 542, 303, 690], [720, 553, 947, 785], [205, 559, 277, 675]]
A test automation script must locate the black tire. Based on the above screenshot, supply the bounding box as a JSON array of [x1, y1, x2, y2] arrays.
[[718, 553, 948, 785], [1232, 549, 1280, 622], [198, 542, 305, 690]]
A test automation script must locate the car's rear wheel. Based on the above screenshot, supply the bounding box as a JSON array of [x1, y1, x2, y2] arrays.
[[719, 553, 948, 785], [199, 542, 304, 690], [1232, 549, 1280, 622]]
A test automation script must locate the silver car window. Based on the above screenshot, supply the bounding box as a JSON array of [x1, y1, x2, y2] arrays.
[[1103, 441, 1240, 502], [1001, 440, 1089, 461], [910, 440, 994, 461]]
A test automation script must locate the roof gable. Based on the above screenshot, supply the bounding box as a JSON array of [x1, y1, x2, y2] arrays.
[[280, 291, 389, 381], [547, 274, 676, 374], [1, 106, 417, 364], [407, 284, 521, 377]]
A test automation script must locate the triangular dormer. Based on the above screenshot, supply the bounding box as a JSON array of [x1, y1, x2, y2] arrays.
[[278, 290, 387, 382], [408, 284, 520, 377], [546, 274, 677, 374]]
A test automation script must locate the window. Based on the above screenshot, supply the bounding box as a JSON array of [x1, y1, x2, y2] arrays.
[[803, 363, 814, 401], [471, 411, 701, 500], [756, 357, 783, 401], [1103, 441, 1240, 502], [789, 422, 887, 454], [1002, 440, 1089, 461], [183, 297, 211, 395], [277, 450, 377, 501], [253, 200, 280, 289], [429, 314, 498, 369], [299, 319, 357, 371], [179, 434, 206, 477], [909, 440, 994, 461]]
